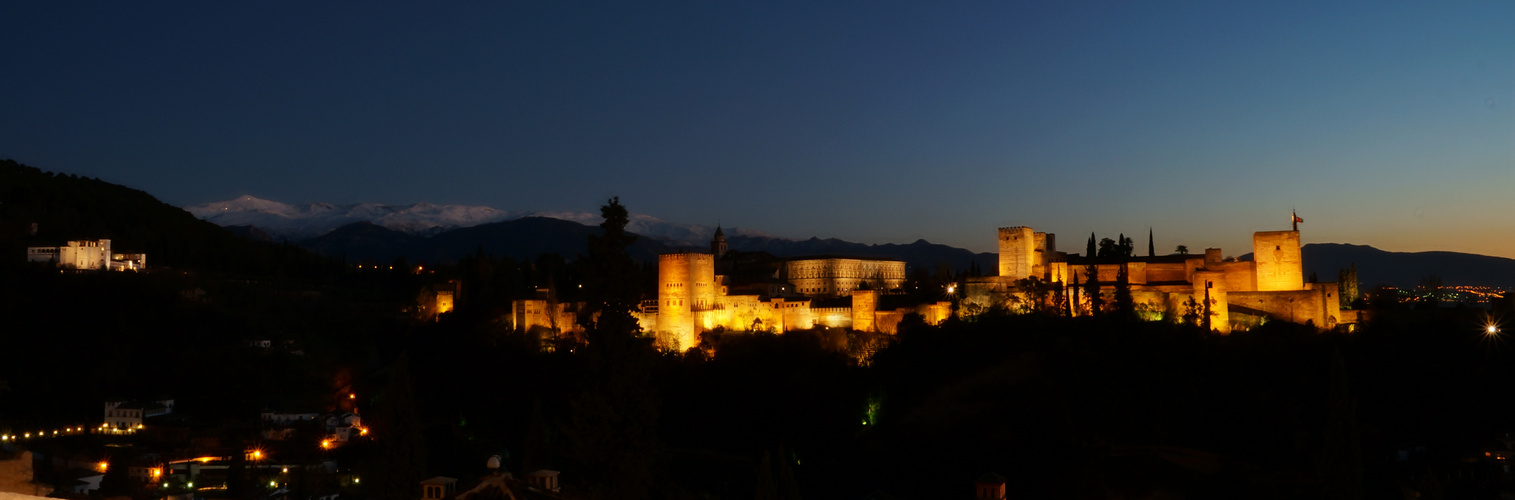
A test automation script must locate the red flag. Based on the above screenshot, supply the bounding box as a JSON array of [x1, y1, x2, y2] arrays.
[[1293, 214, 1304, 224]]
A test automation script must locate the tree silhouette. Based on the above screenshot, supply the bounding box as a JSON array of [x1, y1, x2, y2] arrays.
[[579, 197, 642, 335], [561, 197, 660, 500], [1113, 264, 1134, 319], [1082, 262, 1102, 316]]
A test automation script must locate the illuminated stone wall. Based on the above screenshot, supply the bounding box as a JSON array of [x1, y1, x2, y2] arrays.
[[1145, 262, 1188, 283], [1253, 230, 1303, 291], [813, 307, 853, 329], [1213, 260, 1257, 292], [1230, 282, 1341, 331]]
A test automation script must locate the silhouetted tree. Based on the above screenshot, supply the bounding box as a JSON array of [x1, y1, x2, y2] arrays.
[[1175, 245, 1189, 255], [1082, 263, 1102, 316], [1148, 228, 1155, 257], [1097, 236, 1134, 259], [578, 197, 642, 335], [1086, 233, 1096, 258], [562, 197, 660, 500], [1113, 264, 1134, 319]]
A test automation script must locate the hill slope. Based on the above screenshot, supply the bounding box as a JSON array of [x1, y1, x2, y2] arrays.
[[1300, 243, 1515, 288], [0, 159, 328, 276]]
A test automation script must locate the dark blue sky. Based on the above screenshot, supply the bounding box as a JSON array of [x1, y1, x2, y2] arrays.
[[3, 2, 1511, 256]]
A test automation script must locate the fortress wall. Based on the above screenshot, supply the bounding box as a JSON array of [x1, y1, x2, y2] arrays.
[[814, 308, 853, 329], [1144, 263, 1187, 283], [1213, 260, 1257, 292], [1230, 283, 1340, 331], [874, 310, 905, 334], [780, 300, 815, 331], [1049, 262, 1070, 284], [999, 227, 1035, 279], [1126, 262, 1147, 285], [1253, 230, 1303, 291], [962, 277, 1011, 313]]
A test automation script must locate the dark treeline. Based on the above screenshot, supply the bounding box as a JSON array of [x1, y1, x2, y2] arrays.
[[386, 302, 1515, 499]]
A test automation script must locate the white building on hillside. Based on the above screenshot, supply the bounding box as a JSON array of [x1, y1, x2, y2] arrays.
[[26, 239, 145, 271]]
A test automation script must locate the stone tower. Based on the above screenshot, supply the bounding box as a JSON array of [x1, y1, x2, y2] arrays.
[[711, 226, 728, 258], [1253, 230, 1303, 291], [998, 227, 1035, 280], [657, 252, 715, 351], [658, 253, 694, 351]]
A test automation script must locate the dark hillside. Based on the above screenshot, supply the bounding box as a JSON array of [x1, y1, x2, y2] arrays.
[[0, 159, 331, 277]]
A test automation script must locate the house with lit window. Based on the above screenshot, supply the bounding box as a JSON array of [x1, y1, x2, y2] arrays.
[[103, 399, 174, 431]]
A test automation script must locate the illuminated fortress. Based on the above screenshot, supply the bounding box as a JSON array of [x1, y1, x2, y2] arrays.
[[505, 220, 1346, 348], [642, 250, 946, 351], [963, 225, 1344, 333]]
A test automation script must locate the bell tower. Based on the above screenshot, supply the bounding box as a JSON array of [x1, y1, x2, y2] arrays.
[[711, 226, 728, 258]]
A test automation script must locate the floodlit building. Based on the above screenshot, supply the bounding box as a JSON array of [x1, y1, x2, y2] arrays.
[[26, 239, 145, 271], [640, 241, 947, 351], [962, 223, 1345, 333]]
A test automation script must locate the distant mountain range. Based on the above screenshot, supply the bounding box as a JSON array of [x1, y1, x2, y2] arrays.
[[189, 196, 999, 272], [1298, 243, 1515, 288], [185, 196, 772, 247], [186, 196, 1515, 288]]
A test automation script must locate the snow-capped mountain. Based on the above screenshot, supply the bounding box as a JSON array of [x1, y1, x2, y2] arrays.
[[184, 195, 772, 246]]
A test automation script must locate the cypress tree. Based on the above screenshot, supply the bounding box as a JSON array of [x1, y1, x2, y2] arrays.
[[1148, 228, 1155, 257]]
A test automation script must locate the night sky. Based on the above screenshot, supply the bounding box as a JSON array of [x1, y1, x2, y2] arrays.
[[2, 2, 1511, 257]]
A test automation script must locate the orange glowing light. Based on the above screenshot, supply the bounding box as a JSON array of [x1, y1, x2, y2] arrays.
[[348, 393, 356, 400], [96, 461, 109, 473], [320, 440, 333, 450], [359, 427, 369, 436]]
